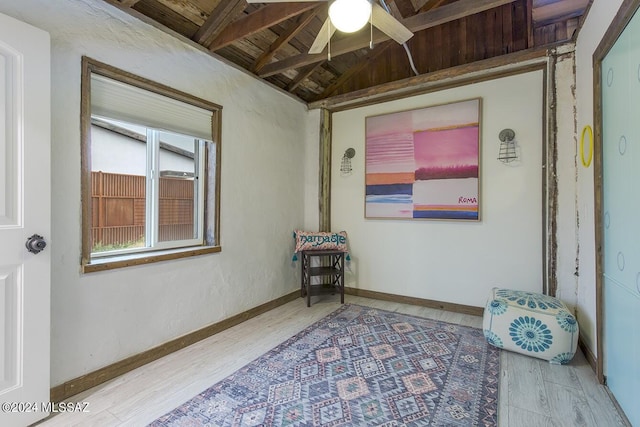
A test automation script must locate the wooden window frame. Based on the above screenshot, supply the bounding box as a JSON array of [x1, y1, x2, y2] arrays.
[[80, 56, 222, 273]]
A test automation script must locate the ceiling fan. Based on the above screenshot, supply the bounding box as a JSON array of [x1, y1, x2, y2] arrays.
[[246, 0, 414, 55]]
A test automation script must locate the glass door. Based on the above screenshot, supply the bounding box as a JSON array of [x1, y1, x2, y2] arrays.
[[601, 8, 640, 426]]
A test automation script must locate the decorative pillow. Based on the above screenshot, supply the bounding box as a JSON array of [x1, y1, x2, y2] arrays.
[[294, 230, 348, 252]]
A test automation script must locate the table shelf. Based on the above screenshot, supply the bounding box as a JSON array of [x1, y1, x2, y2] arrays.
[[300, 250, 345, 307]]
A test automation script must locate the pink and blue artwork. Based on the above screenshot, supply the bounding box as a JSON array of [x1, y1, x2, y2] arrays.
[[365, 98, 481, 220]]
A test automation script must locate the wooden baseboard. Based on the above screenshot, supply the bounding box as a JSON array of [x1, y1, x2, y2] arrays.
[[578, 332, 598, 375], [344, 287, 484, 316], [50, 290, 299, 402]]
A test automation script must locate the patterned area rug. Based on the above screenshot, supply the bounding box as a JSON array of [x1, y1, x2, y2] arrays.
[[151, 304, 499, 426]]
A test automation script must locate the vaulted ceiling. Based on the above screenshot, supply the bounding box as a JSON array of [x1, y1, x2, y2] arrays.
[[104, 0, 591, 104]]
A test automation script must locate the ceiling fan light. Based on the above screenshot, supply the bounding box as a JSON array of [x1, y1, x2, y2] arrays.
[[329, 0, 372, 33]]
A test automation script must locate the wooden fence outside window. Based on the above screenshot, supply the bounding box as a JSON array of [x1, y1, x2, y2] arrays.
[[91, 171, 194, 250]]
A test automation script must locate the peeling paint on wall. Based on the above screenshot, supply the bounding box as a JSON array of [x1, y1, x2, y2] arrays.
[[552, 46, 580, 311]]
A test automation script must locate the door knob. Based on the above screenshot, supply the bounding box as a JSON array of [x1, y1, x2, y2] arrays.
[[25, 234, 47, 254]]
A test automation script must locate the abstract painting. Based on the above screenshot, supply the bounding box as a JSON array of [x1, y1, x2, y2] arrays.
[[365, 98, 481, 220]]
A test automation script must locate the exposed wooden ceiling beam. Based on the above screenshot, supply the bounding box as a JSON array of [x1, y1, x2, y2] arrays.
[[259, 0, 517, 77], [252, 6, 324, 72], [192, 0, 248, 46], [315, 40, 396, 100], [208, 3, 322, 51]]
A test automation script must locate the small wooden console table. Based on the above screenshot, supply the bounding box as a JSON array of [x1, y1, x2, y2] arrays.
[[300, 250, 345, 307]]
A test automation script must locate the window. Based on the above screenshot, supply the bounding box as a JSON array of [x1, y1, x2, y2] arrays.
[[81, 57, 221, 272]]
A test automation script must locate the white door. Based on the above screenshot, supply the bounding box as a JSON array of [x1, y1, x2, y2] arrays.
[[0, 13, 51, 427]]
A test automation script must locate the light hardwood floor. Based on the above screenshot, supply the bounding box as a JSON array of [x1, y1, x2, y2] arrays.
[[37, 295, 630, 427]]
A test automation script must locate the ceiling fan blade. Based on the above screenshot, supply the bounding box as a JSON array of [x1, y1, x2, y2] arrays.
[[309, 17, 336, 54], [246, 0, 324, 3], [371, 2, 413, 45]]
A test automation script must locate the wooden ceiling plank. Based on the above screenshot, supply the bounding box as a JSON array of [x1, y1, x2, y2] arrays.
[[315, 40, 395, 100], [131, 0, 200, 37], [403, 0, 517, 30], [192, 0, 248, 46], [416, 0, 447, 13], [287, 62, 325, 92], [117, 0, 141, 7], [392, 0, 417, 18], [512, 0, 527, 50], [259, 0, 517, 77], [208, 3, 322, 51], [252, 6, 323, 72], [527, 0, 534, 48], [502, 1, 514, 53], [155, 0, 209, 26]]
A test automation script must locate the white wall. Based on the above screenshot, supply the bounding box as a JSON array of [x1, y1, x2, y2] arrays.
[[0, 0, 312, 385], [331, 71, 544, 307], [554, 48, 579, 311], [574, 0, 625, 353]]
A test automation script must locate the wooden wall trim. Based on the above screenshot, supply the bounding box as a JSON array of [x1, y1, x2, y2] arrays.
[[82, 246, 222, 273], [344, 287, 484, 317], [80, 57, 93, 266], [84, 56, 223, 111], [546, 52, 558, 297], [319, 108, 332, 232], [593, 54, 604, 384], [50, 290, 299, 402]]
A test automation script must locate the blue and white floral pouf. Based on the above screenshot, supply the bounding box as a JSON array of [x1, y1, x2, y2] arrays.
[[482, 287, 579, 364]]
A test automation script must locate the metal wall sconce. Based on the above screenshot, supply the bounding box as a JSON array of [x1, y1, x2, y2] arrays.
[[497, 128, 517, 163], [340, 148, 356, 176]]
